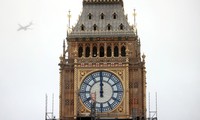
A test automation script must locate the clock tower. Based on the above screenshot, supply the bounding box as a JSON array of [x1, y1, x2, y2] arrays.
[[59, 0, 146, 120]]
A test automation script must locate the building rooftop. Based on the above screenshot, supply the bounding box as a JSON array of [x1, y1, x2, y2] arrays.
[[68, 0, 135, 38], [83, 0, 123, 5]]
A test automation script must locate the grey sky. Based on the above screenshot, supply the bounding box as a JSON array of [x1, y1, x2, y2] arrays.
[[0, 0, 200, 120]]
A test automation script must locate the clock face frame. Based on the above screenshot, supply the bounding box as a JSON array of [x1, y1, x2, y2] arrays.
[[79, 71, 124, 113]]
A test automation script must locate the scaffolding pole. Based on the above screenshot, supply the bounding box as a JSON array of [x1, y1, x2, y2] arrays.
[[147, 92, 158, 120], [45, 94, 56, 120]]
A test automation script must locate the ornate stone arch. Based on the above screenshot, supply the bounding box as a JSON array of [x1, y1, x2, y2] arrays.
[[78, 44, 83, 57], [114, 43, 119, 57], [99, 43, 104, 57], [92, 43, 97, 57], [85, 43, 90, 57]]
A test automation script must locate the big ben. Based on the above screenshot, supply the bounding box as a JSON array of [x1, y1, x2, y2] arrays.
[[59, 0, 146, 120]]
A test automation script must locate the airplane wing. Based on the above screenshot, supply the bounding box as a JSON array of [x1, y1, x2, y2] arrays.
[[17, 27, 23, 31], [25, 22, 33, 27], [18, 24, 23, 27]]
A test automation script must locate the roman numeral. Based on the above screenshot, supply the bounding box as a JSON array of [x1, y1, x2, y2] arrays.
[[83, 82, 92, 87], [106, 75, 113, 82], [113, 90, 123, 93], [112, 81, 120, 86], [112, 97, 120, 102], [100, 103, 103, 112], [107, 102, 113, 110], [83, 97, 91, 103], [80, 91, 90, 93]]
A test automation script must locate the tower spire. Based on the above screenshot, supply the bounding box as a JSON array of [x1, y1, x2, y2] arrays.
[[67, 10, 71, 32], [63, 39, 66, 59], [133, 9, 137, 27]]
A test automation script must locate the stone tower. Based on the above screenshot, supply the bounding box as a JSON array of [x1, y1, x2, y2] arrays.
[[59, 0, 146, 120]]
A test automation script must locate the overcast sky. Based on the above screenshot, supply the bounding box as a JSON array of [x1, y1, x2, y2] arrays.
[[0, 0, 200, 120]]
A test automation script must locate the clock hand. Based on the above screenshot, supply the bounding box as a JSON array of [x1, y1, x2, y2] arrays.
[[100, 72, 104, 97]]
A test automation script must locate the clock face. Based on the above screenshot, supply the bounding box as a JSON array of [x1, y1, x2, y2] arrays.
[[79, 71, 123, 112]]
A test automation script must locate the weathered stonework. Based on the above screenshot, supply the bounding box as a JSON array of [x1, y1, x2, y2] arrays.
[[59, 0, 146, 119]]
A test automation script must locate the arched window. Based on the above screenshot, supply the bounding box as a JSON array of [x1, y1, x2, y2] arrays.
[[100, 13, 104, 19], [78, 46, 83, 57], [92, 46, 97, 57], [107, 24, 111, 30], [100, 46, 104, 57], [121, 46, 126, 57], [88, 13, 92, 20], [85, 46, 90, 57], [93, 24, 97, 31], [81, 24, 85, 31], [120, 23, 124, 30], [113, 13, 117, 19], [114, 46, 119, 57], [107, 46, 112, 57]]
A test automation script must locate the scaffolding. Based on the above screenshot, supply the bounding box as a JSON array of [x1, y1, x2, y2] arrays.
[[45, 94, 57, 120], [45, 92, 158, 120], [147, 93, 158, 120]]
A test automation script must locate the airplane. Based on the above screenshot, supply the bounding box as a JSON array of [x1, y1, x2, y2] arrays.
[[17, 22, 33, 31]]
